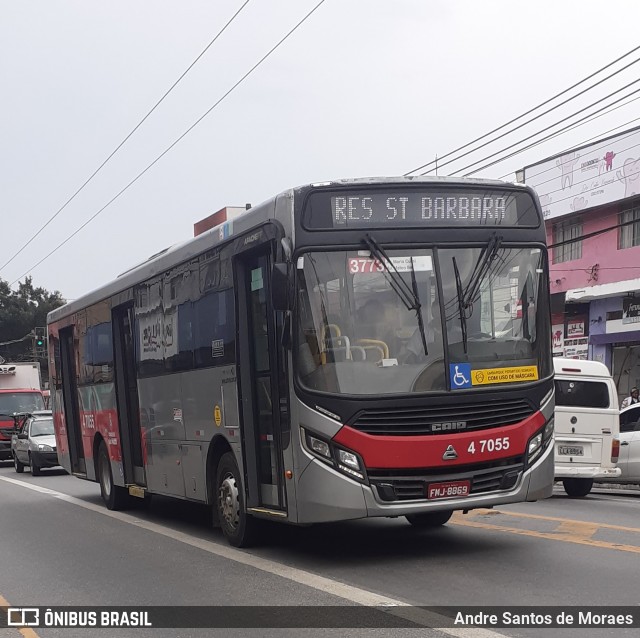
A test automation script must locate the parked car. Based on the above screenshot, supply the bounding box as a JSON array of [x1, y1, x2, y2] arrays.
[[598, 403, 640, 486], [11, 411, 59, 475]]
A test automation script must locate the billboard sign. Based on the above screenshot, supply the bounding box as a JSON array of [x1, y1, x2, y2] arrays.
[[552, 323, 564, 356], [523, 126, 640, 221], [622, 297, 640, 325]]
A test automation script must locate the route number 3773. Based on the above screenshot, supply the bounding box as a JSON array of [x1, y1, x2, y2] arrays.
[[467, 437, 510, 454]]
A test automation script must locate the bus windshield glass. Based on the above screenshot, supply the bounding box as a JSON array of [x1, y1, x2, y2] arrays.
[[295, 245, 551, 396]]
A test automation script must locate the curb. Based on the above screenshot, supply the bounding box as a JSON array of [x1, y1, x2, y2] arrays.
[[592, 482, 640, 493]]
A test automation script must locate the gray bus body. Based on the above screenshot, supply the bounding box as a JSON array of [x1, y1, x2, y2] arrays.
[[48, 177, 554, 546]]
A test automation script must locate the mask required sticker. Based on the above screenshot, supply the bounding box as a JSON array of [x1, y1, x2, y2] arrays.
[[471, 365, 539, 386]]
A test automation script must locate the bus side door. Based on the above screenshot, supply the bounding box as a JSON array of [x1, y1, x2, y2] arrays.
[[235, 233, 287, 514]]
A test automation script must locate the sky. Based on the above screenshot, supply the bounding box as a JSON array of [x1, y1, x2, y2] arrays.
[[1, 0, 639, 301]]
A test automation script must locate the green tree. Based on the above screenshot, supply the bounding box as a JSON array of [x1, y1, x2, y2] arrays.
[[0, 276, 65, 363]]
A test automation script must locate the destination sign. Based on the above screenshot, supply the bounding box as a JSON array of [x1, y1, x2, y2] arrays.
[[303, 188, 539, 229]]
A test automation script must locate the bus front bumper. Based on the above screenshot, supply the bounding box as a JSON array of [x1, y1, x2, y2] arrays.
[[294, 438, 554, 524]]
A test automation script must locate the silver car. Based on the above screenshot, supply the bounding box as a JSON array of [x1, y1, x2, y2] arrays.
[[11, 411, 59, 475]]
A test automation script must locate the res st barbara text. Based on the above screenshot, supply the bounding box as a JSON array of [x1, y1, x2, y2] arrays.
[[332, 194, 508, 223]]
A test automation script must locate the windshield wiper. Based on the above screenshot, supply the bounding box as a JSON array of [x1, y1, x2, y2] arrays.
[[363, 234, 428, 356], [409, 257, 428, 357], [452, 256, 468, 354], [462, 233, 503, 309]]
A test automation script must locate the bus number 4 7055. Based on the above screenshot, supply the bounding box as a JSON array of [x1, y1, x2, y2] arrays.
[[467, 437, 510, 455]]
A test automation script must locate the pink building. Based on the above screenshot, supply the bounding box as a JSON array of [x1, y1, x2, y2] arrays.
[[521, 125, 640, 401]]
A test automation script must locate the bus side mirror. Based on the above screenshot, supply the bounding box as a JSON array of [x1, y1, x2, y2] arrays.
[[272, 263, 289, 311]]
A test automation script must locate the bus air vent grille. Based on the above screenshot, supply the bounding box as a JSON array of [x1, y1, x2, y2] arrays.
[[349, 399, 534, 435]]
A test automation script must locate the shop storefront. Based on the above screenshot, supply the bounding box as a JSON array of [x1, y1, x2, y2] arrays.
[[564, 285, 640, 403]]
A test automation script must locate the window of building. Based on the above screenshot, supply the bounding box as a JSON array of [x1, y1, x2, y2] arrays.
[[618, 204, 640, 249], [552, 220, 582, 263]]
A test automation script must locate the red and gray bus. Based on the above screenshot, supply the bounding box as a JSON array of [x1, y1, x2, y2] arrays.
[[47, 177, 554, 546]]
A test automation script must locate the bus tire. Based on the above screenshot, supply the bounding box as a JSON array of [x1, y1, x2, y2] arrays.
[[406, 510, 453, 528], [216, 452, 258, 547], [13, 453, 25, 473], [562, 478, 593, 498], [97, 441, 129, 510]]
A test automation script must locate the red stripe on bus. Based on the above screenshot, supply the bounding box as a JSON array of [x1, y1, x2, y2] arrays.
[[332, 410, 546, 469]]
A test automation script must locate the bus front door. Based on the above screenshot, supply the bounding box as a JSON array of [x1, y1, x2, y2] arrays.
[[59, 326, 85, 474], [236, 245, 286, 514], [112, 304, 146, 486]]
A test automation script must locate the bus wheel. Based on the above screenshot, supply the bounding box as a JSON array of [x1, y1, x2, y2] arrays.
[[216, 452, 258, 547], [13, 454, 25, 474], [406, 510, 453, 528], [562, 478, 593, 498], [97, 442, 129, 510]]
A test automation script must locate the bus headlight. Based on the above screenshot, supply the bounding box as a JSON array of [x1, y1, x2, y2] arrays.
[[337, 449, 360, 470], [307, 434, 331, 459], [336, 449, 364, 480], [527, 419, 554, 464], [302, 428, 367, 482], [528, 433, 543, 460]]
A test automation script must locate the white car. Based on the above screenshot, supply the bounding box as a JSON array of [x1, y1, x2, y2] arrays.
[[11, 411, 59, 476], [598, 403, 640, 486]]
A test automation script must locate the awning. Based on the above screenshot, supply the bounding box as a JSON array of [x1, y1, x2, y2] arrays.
[[590, 330, 640, 345], [565, 278, 640, 302]]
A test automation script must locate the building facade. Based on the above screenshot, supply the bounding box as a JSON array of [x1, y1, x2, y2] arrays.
[[520, 125, 640, 403]]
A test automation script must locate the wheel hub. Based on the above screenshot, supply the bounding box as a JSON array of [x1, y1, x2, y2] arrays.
[[219, 474, 240, 530]]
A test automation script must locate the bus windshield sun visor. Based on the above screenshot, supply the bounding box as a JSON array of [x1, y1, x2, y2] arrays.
[[362, 234, 428, 356]]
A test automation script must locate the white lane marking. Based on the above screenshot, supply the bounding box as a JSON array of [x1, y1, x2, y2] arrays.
[[0, 475, 506, 638]]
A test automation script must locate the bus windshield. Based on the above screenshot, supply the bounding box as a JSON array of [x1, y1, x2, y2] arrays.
[[295, 245, 551, 396]]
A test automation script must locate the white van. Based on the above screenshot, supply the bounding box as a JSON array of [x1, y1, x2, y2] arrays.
[[553, 358, 621, 497]]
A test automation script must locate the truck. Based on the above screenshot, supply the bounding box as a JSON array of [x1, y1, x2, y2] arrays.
[[0, 362, 46, 460]]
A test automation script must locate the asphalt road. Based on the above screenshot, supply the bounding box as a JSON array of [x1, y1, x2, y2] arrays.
[[0, 461, 638, 638]]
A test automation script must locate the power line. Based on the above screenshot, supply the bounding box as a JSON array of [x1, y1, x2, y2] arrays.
[[548, 215, 640, 249], [430, 56, 640, 177], [404, 44, 640, 176], [456, 81, 640, 177], [465, 103, 640, 180], [0, 333, 33, 348], [499, 116, 640, 181], [10, 0, 327, 287], [0, 0, 252, 275], [552, 265, 640, 273]]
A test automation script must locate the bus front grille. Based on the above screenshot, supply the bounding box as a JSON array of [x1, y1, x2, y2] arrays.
[[349, 399, 534, 435]]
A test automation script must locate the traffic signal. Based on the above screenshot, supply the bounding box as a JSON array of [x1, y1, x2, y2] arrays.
[[35, 327, 46, 351]]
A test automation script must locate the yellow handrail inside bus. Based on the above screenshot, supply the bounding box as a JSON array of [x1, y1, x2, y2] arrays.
[[356, 339, 389, 361]]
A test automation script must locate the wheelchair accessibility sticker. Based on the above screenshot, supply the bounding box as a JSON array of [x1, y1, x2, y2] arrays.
[[450, 363, 472, 389]]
